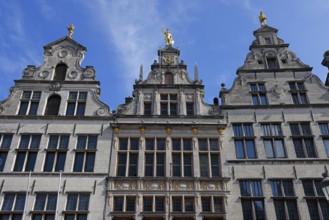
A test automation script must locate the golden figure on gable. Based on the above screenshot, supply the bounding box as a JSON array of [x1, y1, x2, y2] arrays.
[[162, 26, 174, 46]]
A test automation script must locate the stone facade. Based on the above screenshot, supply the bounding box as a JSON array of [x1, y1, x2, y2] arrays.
[[0, 19, 329, 220]]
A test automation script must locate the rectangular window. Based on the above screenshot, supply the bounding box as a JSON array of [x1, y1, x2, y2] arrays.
[[144, 102, 152, 115], [117, 138, 139, 177], [113, 196, 136, 212], [186, 102, 194, 116], [289, 82, 308, 104], [18, 91, 41, 116], [319, 122, 329, 157], [14, 134, 41, 171], [0, 134, 13, 171], [302, 180, 329, 220], [239, 180, 265, 220], [160, 94, 177, 116], [65, 193, 89, 220], [73, 135, 97, 172], [201, 196, 224, 213], [270, 180, 299, 220], [66, 92, 87, 116], [32, 193, 57, 220], [261, 123, 286, 158], [290, 122, 316, 158], [0, 193, 26, 219], [267, 57, 279, 69], [172, 197, 182, 212], [250, 83, 267, 105], [44, 135, 69, 172], [233, 124, 256, 159], [144, 140, 165, 177], [172, 138, 193, 177], [199, 138, 220, 177]]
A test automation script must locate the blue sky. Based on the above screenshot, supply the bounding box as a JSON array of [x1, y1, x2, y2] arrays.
[[1, 0, 329, 110]]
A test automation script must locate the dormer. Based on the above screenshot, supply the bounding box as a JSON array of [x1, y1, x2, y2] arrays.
[[237, 13, 311, 73], [0, 26, 110, 117], [117, 29, 221, 117]]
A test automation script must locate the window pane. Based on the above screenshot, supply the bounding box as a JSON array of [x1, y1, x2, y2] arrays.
[[157, 139, 165, 150], [246, 140, 256, 159], [0, 152, 8, 171], [114, 197, 123, 211], [84, 152, 95, 172], [273, 200, 285, 220], [324, 139, 329, 157], [173, 154, 181, 176], [271, 180, 283, 196], [1, 135, 13, 148], [119, 139, 128, 150], [302, 180, 315, 196], [44, 152, 55, 171], [211, 154, 220, 177], [19, 135, 30, 149], [283, 180, 295, 196], [261, 124, 271, 136], [172, 139, 180, 150], [160, 103, 167, 115], [233, 124, 243, 137], [146, 139, 154, 150], [14, 194, 26, 210], [128, 154, 138, 176], [290, 124, 301, 136], [172, 197, 182, 212], [31, 135, 41, 149], [117, 154, 126, 176], [264, 140, 274, 158], [201, 197, 211, 212], [199, 155, 209, 177], [319, 123, 329, 135], [22, 91, 32, 99], [183, 154, 192, 176], [170, 104, 177, 115], [156, 154, 165, 176], [241, 199, 253, 220], [199, 139, 207, 151], [184, 197, 194, 212], [300, 93, 308, 104], [214, 197, 223, 212], [320, 200, 329, 219], [235, 140, 245, 159], [183, 139, 191, 150], [291, 93, 299, 104], [87, 136, 98, 150], [78, 92, 87, 100], [73, 153, 84, 172], [155, 197, 165, 211], [34, 194, 46, 210], [66, 103, 75, 116], [210, 139, 219, 151], [254, 200, 265, 219], [250, 84, 257, 91], [48, 135, 59, 149], [130, 138, 139, 150], [293, 139, 305, 158], [258, 84, 265, 91], [18, 102, 28, 115], [59, 135, 69, 149], [55, 152, 66, 172], [69, 92, 77, 100], [260, 94, 267, 105], [126, 197, 135, 211], [77, 136, 87, 149], [14, 152, 26, 171], [272, 124, 282, 136], [306, 200, 320, 220], [304, 139, 316, 158], [78, 194, 89, 211], [2, 194, 15, 210], [244, 124, 254, 136], [275, 140, 286, 158], [29, 102, 39, 115], [252, 94, 259, 105], [47, 194, 57, 211], [25, 152, 37, 171], [143, 197, 152, 211], [66, 194, 78, 210], [240, 181, 251, 196], [286, 200, 299, 220], [301, 123, 311, 135], [251, 181, 263, 196]]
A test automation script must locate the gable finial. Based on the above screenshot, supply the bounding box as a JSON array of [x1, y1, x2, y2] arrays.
[[67, 24, 75, 38], [162, 26, 174, 46], [259, 11, 267, 26]]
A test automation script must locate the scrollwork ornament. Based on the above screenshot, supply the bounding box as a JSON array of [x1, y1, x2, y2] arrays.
[[39, 71, 49, 79], [68, 71, 78, 79], [96, 107, 109, 116], [49, 82, 62, 91]]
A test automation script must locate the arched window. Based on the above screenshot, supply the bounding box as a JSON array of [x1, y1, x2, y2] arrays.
[[45, 95, 61, 116], [165, 73, 173, 85], [54, 64, 67, 81]]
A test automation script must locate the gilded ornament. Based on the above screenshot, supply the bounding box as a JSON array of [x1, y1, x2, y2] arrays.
[[113, 127, 119, 134], [191, 127, 198, 136], [162, 26, 174, 46], [259, 11, 267, 26], [163, 56, 174, 64], [218, 128, 224, 135], [139, 127, 146, 135], [67, 24, 75, 38], [165, 127, 172, 135]]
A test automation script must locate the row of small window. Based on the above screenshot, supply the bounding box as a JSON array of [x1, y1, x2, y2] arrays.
[[144, 94, 194, 116], [233, 122, 329, 159], [18, 91, 87, 116], [0, 193, 89, 220], [0, 134, 98, 172], [113, 196, 224, 213], [240, 179, 329, 220], [117, 138, 220, 177], [250, 82, 308, 106], [119, 137, 219, 151]]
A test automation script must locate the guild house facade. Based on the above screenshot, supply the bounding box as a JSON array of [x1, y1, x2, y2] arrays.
[[0, 12, 328, 220]]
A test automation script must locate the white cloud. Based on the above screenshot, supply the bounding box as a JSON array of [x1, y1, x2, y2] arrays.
[[80, 0, 200, 90], [36, 0, 56, 19]]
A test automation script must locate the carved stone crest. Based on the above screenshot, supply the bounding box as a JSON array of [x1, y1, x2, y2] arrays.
[[49, 82, 62, 91], [163, 56, 174, 64]]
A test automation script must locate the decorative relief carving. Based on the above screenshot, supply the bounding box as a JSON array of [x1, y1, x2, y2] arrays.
[[83, 67, 95, 78], [58, 50, 68, 58], [23, 65, 36, 78], [96, 106, 109, 116], [115, 182, 136, 190], [185, 94, 194, 101], [144, 182, 165, 190], [39, 71, 49, 79], [68, 71, 78, 79], [49, 82, 62, 91], [144, 93, 152, 101], [163, 56, 174, 64], [172, 182, 193, 190], [200, 182, 222, 191], [270, 85, 285, 97], [209, 106, 221, 116]]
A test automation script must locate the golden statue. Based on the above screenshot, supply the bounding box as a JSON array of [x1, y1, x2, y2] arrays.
[[259, 11, 267, 26], [162, 26, 174, 46], [67, 24, 75, 38]]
